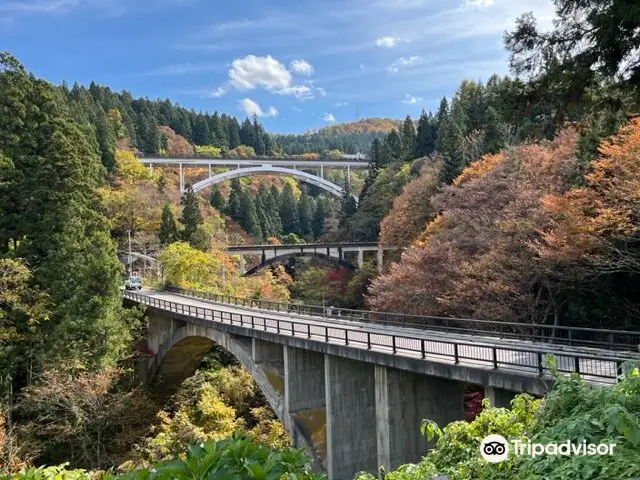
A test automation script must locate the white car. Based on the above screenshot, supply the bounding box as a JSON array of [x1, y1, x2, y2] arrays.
[[125, 275, 143, 290]]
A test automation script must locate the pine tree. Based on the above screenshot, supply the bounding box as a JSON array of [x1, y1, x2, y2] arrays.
[[180, 185, 203, 245], [158, 204, 179, 246], [0, 53, 127, 369], [340, 179, 358, 231], [95, 108, 116, 171], [401, 115, 416, 162], [144, 116, 160, 154], [438, 99, 466, 184], [238, 189, 263, 239], [360, 138, 382, 203], [279, 183, 299, 234], [312, 197, 327, 239], [210, 185, 225, 211], [228, 117, 241, 149], [256, 184, 274, 238], [226, 179, 242, 221], [415, 110, 437, 157], [297, 189, 313, 237], [385, 130, 403, 162], [193, 114, 212, 145], [240, 118, 255, 148], [267, 186, 283, 236]]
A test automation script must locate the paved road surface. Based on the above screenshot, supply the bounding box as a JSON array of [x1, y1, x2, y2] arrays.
[[128, 289, 639, 386]]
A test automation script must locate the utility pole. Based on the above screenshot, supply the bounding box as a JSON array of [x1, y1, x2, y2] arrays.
[[127, 229, 132, 276]]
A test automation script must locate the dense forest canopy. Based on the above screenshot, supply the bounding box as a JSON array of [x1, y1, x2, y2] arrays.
[[1, 0, 640, 478]]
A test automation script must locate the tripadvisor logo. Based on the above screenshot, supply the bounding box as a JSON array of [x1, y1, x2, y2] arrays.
[[480, 435, 616, 463]]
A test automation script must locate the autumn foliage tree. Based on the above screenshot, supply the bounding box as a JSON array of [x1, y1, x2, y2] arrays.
[[369, 127, 625, 329]]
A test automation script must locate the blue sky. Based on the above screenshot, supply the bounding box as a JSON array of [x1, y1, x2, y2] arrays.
[[0, 0, 555, 133]]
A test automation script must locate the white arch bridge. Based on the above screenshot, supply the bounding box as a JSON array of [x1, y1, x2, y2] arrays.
[[138, 157, 369, 199]]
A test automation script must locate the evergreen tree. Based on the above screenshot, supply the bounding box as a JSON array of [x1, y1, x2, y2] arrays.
[[180, 185, 203, 245], [312, 197, 327, 239], [226, 178, 242, 221], [268, 186, 283, 236], [239, 118, 255, 148], [360, 138, 383, 203], [228, 117, 241, 149], [400, 115, 416, 162], [158, 204, 179, 246], [95, 108, 116, 171], [210, 185, 225, 211], [144, 116, 160, 154], [193, 114, 212, 145], [339, 179, 358, 232], [415, 110, 437, 157], [297, 189, 313, 237], [238, 189, 263, 239], [279, 183, 299, 235], [438, 99, 466, 184], [0, 53, 127, 370], [385, 130, 403, 162]]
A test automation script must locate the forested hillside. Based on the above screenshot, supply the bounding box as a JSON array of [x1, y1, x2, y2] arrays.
[[1, 0, 640, 478]]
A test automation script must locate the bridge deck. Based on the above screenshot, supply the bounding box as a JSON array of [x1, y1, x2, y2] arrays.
[[138, 157, 369, 169], [125, 289, 639, 389]]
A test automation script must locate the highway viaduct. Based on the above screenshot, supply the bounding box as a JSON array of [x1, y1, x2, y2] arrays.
[[124, 288, 640, 480]]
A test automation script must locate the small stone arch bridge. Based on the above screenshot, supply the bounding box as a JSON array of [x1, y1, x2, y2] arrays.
[[226, 242, 401, 276], [124, 289, 639, 480]]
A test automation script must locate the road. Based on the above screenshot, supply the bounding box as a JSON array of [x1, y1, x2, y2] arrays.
[[137, 157, 369, 169], [127, 289, 639, 386]]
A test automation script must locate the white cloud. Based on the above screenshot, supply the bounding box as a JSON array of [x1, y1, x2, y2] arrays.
[[376, 36, 399, 48], [402, 94, 423, 104], [388, 56, 421, 74], [290, 59, 314, 76], [211, 86, 227, 97], [238, 98, 278, 118], [462, 0, 494, 8], [292, 107, 303, 112], [360, 63, 366, 72], [334, 101, 348, 107], [323, 113, 336, 122], [229, 55, 292, 91], [316, 87, 327, 96], [225, 54, 314, 100]]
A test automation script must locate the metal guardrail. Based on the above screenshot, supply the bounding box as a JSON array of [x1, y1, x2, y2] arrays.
[[123, 290, 635, 383], [164, 286, 640, 352]]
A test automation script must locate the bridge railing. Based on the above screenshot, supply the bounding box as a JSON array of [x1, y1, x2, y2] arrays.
[[123, 290, 635, 384], [164, 286, 640, 352]]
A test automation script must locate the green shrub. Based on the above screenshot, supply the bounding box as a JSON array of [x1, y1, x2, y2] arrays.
[[113, 435, 324, 480]]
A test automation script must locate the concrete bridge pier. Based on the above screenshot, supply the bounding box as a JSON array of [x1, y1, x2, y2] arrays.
[[357, 248, 364, 268], [375, 367, 465, 472], [325, 356, 378, 480], [377, 247, 384, 274], [484, 386, 517, 408]]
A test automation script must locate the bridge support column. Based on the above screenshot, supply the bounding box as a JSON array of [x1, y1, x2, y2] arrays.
[[357, 248, 364, 269], [284, 347, 326, 448], [375, 366, 465, 472], [239, 253, 245, 275], [179, 163, 184, 193], [484, 386, 517, 408], [325, 355, 377, 480], [252, 338, 284, 368], [377, 247, 384, 274]]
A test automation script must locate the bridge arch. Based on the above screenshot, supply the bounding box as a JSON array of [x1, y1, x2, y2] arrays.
[[191, 165, 355, 200], [147, 316, 323, 467], [244, 252, 356, 276]]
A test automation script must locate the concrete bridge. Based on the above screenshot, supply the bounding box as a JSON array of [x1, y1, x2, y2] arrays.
[[124, 288, 639, 480], [226, 243, 401, 275], [138, 156, 368, 197]]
